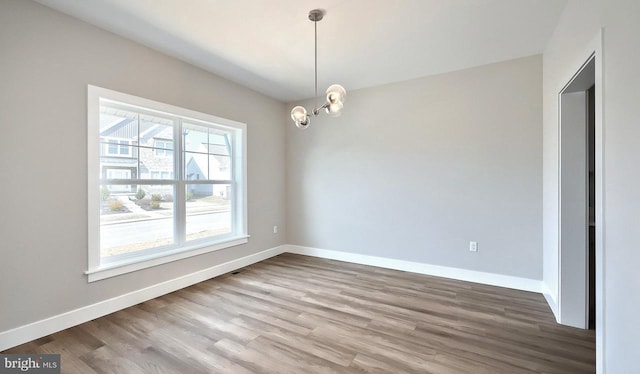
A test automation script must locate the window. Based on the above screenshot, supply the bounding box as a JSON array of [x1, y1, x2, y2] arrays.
[[104, 139, 132, 156], [155, 139, 173, 156], [87, 85, 247, 282]]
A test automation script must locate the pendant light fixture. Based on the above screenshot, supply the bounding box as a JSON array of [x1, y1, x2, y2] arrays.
[[291, 9, 347, 129]]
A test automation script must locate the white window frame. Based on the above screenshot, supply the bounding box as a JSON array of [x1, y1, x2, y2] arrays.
[[87, 85, 248, 282]]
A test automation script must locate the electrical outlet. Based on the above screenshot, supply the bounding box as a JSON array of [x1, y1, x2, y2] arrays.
[[273, 225, 278, 234], [469, 241, 478, 252]]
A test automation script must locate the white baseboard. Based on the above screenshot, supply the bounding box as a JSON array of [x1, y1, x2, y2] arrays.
[[0, 245, 286, 352], [285, 245, 543, 293], [542, 283, 559, 322], [1, 244, 547, 352]]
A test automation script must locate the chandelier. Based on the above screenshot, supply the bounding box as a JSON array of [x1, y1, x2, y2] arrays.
[[290, 9, 347, 129]]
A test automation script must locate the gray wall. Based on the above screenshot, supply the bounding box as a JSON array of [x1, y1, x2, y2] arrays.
[[602, 1, 640, 369], [287, 56, 543, 280], [543, 0, 640, 371], [0, 0, 286, 332], [601, 1, 640, 369]]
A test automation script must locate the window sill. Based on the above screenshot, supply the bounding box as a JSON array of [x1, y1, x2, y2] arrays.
[[85, 235, 249, 282]]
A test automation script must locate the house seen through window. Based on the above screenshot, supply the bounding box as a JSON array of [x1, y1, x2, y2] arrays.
[[88, 86, 247, 281]]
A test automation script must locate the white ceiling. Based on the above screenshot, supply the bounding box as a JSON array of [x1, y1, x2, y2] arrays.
[[35, 0, 567, 102]]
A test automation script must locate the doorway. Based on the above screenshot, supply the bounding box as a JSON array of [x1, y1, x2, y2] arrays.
[[558, 55, 595, 330]]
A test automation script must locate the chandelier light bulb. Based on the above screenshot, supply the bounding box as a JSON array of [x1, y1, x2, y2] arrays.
[[325, 101, 344, 117], [326, 84, 347, 105], [291, 106, 310, 128], [291, 105, 307, 122]]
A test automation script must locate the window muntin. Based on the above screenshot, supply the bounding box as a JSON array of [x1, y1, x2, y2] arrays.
[[88, 85, 247, 281]]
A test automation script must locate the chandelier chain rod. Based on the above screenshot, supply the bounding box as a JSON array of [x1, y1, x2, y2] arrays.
[[314, 18, 318, 111]]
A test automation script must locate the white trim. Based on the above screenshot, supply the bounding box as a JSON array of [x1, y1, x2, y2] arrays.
[[594, 29, 605, 374], [238, 127, 248, 246], [542, 282, 559, 321], [552, 30, 604, 373], [87, 85, 101, 272], [0, 246, 286, 352], [89, 85, 247, 131], [285, 245, 543, 293], [86, 236, 250, 282], [87, 85, 249, 282]]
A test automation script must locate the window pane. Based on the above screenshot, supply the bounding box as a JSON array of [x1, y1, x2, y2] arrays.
[[101, 142, 137, 179], [100, 184, 175, 259], [185, 152, 209, 180], [100, 105, 138, 161], [119, 141, 130, 155], [208, 133, 231, 155], [183, 124, 232, 181], [140, 145, 174, 180], [209, 155, 231, 180], [186, 184, 231, 241], [108, 140, 118, 154], [183, 123, 208, 153]]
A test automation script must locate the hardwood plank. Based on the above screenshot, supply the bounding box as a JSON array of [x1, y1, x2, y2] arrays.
[[2, 253, 595, 373]]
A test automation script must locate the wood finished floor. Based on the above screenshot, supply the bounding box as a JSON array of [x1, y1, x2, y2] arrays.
[[4, 253, 595, 373]]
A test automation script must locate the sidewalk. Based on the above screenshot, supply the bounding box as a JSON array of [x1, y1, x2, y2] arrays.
[[101, 198, 230, 225]]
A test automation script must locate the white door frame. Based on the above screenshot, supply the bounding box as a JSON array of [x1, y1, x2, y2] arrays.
[[556, 29, 604, 373]]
